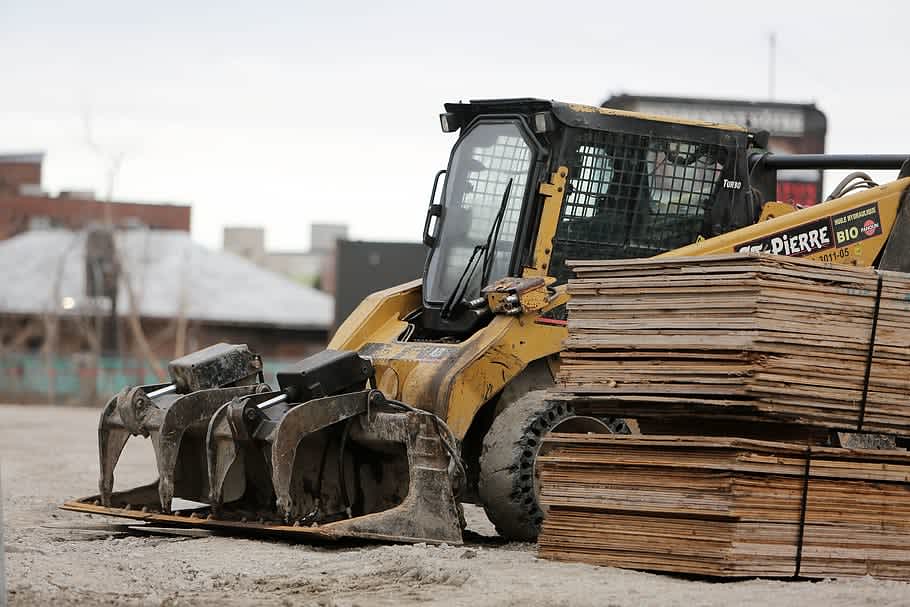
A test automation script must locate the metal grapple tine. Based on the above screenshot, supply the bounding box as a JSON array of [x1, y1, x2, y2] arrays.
[[205, 398, 246, 512], [98, 385, 170, 506], [332, 410, 464, 544], [155, 386, 263, 512], [98, 392, 128, 506], [271, 390, 373, 520], [207, 390, 294, 512]]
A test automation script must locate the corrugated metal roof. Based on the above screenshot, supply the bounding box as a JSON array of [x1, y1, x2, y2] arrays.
[[0, 229, 333, 329]]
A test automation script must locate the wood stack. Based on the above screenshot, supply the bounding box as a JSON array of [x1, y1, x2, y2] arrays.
[[538, 433, 910, 579], [559, 254, 910, 435]]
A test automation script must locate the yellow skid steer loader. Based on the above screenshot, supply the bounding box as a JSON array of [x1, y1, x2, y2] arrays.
[[65, 99, 910, 544]]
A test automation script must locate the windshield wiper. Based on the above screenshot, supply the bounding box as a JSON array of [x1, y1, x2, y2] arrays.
[[440, 179, 513, 319], [441, 244, 485, 319], [480, 179, 512, 288]]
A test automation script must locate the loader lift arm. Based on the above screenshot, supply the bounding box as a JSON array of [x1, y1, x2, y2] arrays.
[[666, 156, 910, 273]]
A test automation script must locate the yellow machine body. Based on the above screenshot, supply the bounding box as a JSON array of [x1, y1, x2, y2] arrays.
[[331, 175, 910, 442]]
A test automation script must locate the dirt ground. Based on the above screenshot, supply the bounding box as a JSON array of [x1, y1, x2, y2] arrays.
[[3, 404, 910, 606]]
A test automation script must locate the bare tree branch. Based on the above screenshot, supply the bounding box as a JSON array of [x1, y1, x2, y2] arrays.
[[112, 231, 166, 380]]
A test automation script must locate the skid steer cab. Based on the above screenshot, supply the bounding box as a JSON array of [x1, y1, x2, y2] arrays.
[[65, 98, 910, 544]]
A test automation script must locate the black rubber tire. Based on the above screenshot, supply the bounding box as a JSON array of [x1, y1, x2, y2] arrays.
[[478, 391, 577, 541]]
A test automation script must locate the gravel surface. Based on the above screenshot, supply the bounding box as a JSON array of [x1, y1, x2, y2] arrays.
[[3, 403, 910, 606]]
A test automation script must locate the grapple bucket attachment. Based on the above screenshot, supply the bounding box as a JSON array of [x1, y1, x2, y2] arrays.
[[96, 343, 265, 510], [70, 349, 464, 545]]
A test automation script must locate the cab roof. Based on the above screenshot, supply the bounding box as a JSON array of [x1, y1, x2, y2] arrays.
[[443, 98, 752, 140]]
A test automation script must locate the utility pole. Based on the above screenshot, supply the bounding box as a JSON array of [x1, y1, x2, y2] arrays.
[[768, 32, 777, 100]]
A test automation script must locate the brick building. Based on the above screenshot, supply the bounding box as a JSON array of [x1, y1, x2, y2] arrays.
[[0, 152, 191, 240]]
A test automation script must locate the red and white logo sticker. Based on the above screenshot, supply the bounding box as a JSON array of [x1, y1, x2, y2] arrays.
[[862, 219, 879, 237]]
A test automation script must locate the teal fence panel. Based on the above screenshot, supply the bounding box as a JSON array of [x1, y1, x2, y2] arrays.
[[0, 353, 167, 403], [0, 352, 301, 403]]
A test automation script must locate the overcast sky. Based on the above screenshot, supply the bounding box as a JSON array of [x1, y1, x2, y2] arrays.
[[3, 1, 909, 251]]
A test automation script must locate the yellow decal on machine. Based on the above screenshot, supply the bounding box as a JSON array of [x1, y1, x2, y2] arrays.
[[737, 202, 883, 259]]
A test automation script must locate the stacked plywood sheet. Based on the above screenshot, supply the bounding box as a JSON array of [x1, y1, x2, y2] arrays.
[[559, 254, 910, 435], [538, 433, 910, 579]]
